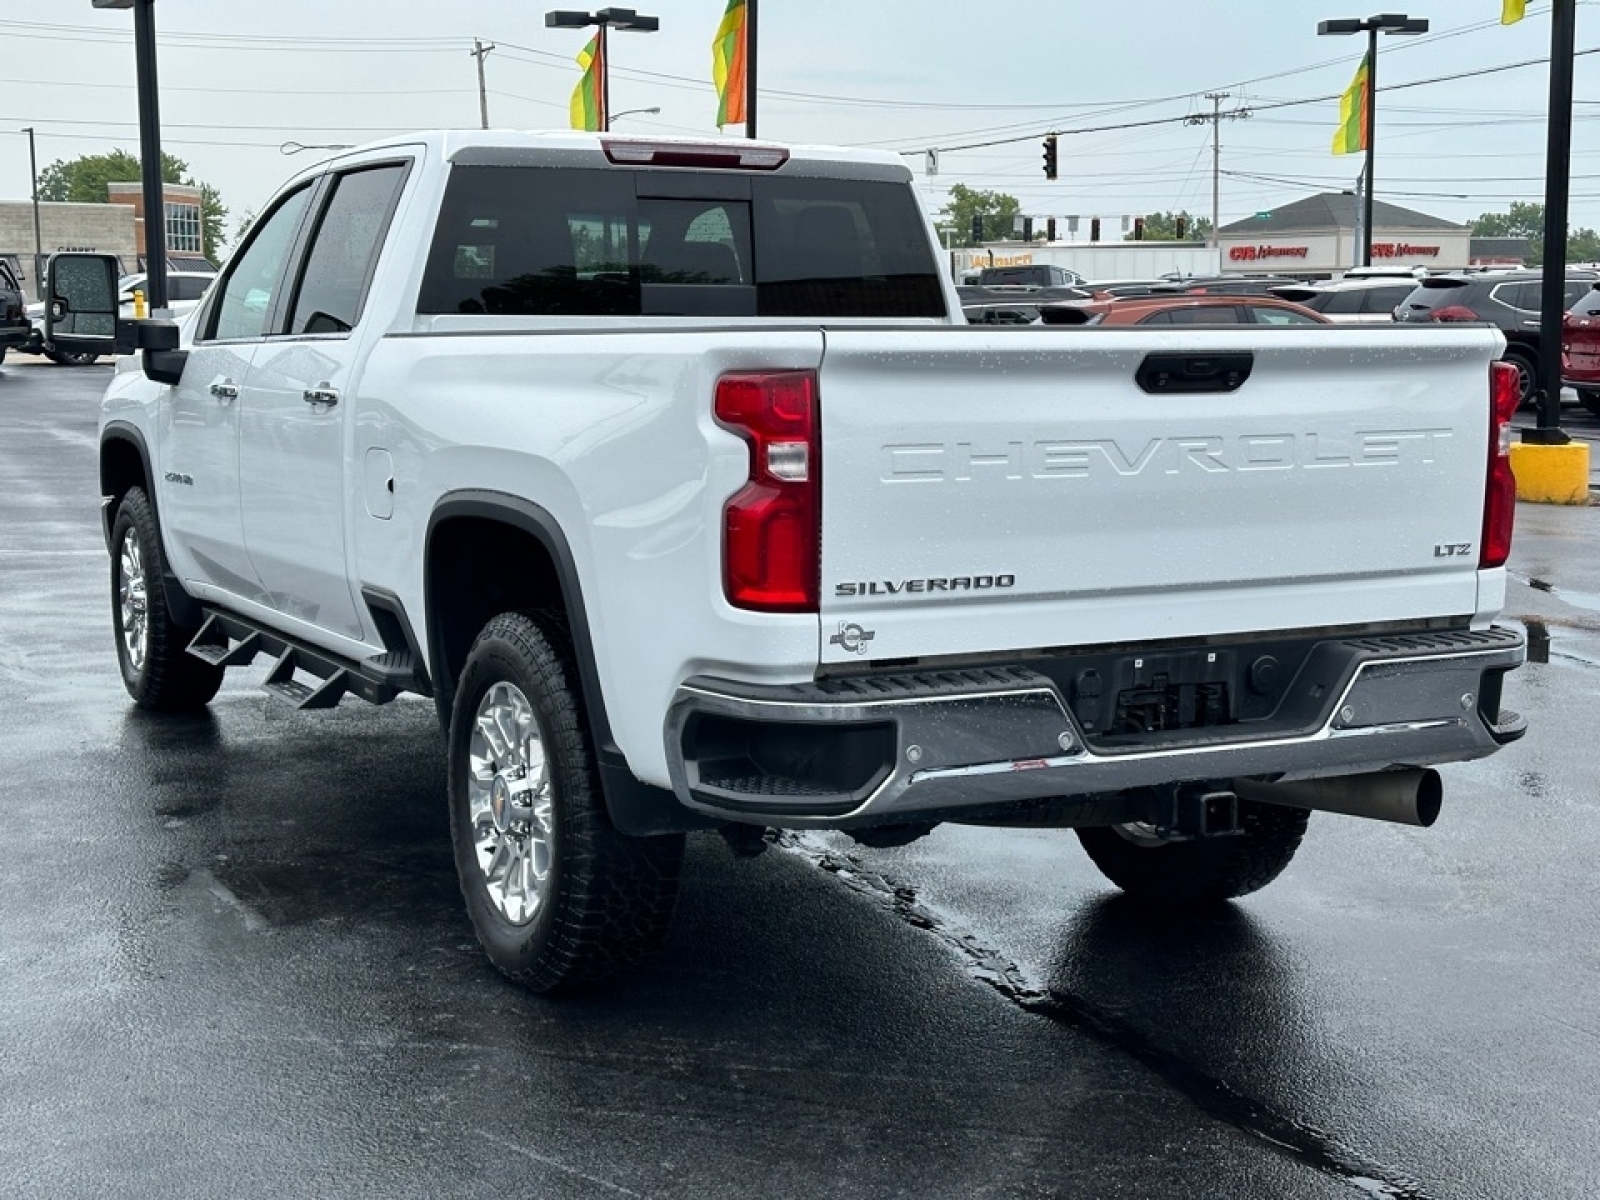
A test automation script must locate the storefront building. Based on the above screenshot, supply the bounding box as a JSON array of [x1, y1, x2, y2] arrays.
[[1218, 193, 1472, 276]]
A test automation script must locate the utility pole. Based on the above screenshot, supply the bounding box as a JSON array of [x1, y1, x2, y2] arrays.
[[1532, 0, 1576, 443], [1187, 93, 1250, 249], [471, 39, 495, 130]]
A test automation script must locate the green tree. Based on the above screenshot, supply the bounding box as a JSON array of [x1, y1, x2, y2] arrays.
[[1124, 211, 1213, 242], [1471, 201, 1600, 266], [37, 149, 227, 261], [939, 184, 1022, 247]]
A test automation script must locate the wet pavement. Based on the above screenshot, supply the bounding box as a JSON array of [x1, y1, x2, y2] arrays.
[[3, 355, 1599, 1199]]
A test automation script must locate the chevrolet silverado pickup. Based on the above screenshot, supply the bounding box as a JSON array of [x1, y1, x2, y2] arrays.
[[79, 131, 1525, 993]]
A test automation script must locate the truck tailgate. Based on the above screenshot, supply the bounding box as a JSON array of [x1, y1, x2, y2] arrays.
[[817, 325, 1500, 664]]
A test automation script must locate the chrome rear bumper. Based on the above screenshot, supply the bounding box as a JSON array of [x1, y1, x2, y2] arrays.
[[664, 627, 1525, 827]]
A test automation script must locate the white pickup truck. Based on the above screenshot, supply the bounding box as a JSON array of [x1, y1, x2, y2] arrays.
[[61, 132, 1525, 993]]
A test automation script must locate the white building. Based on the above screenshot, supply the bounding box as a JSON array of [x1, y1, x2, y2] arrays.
[[1217, 192, 1472, 277]]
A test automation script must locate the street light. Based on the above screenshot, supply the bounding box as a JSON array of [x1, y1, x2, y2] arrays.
[[608, 106, 661, 124], [19, 127, 42, 301], [545, 8, 660, 132], [91, 0, 169, 310], [1318, 12, 1429, 267]]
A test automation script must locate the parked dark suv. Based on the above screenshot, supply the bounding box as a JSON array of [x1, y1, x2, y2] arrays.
[[1393, 270, 1598, 406], [0, 260, 29, 364]]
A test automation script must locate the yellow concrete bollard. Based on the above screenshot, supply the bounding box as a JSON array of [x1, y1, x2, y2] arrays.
[[132, 288, 146, 319], [1509, 441, 1591, 505]]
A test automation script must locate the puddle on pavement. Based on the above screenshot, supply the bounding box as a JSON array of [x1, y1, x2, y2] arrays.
[[1514, 572, 1600, 614]]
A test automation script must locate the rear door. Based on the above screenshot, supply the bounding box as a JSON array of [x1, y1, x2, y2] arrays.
[[816, 326, 1496, 664]]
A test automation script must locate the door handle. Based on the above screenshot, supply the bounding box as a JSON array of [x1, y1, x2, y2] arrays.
[[302, 385, 340, 408], [209, 380, 238, 401]]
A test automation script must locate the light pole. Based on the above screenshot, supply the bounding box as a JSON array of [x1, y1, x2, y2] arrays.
[[20, 127, 42, 301], [1318, 12, 1429, 268], [91, 0, 168, 311], [544, 8, 660, 132], [608, 106, 660, 124]]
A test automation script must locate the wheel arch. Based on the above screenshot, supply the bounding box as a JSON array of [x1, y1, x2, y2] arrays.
[[100, 422, 203, 628], [424, 491, 703, 837]]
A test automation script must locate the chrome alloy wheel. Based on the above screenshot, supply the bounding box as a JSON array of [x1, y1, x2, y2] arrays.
[[467, 681, 555, 926], [118, 527, 149, 673]]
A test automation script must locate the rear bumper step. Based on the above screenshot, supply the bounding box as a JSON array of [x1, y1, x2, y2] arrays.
[[664, 626, 1526, 826]]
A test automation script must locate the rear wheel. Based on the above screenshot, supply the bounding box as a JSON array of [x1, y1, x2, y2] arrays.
[[1579, 389, 1600, 418], [1502, 349, 1539, 410], [44, 348, 101, 366], [1075, 799, 1310, 906], [109, 488, 223, 710], [447, 612, 684, 993]]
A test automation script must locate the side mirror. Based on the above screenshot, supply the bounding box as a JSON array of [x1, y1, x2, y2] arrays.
[[44, 252, 121, 357]]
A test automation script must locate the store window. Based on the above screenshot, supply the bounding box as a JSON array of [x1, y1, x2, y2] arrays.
[[165, 201, 203, 253]]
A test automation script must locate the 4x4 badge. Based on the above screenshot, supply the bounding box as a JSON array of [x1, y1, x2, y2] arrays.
[[829, 622, 876, 655]]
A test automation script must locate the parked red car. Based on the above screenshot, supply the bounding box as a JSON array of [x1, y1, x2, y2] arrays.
[[1563, 281, 1600, 415], [1039, 293, 1330, 327]]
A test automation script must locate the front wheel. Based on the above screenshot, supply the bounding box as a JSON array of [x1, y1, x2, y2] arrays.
[[1579, 388, 1600, 418], [109, 488, 223, 710], [1076, 799, 1310, 906], [447, 612, 684, 993]]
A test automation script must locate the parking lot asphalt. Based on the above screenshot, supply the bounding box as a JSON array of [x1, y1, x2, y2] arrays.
[[3, 355, 1599, 1199]]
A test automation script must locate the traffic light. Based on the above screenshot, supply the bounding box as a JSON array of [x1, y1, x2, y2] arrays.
[[1042, 134, 1058, 181], [971, 213, 983, 244], [1175, 216, 1188, 240], [1090, 217, 1101, 243], [1023, 217, 1034, 242], [1047, 217, 1057, 241], [1133, 216, 1145, 241]]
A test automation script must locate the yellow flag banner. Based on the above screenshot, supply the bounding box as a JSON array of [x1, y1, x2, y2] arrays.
[[711, 0, 747, 127], [1332, 53, 1370, 155], [569, 34, 604, 131], [1503, 0, 1528, 24]]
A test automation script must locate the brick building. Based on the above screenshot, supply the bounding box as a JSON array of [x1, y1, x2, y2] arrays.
[[0, 180, 212, 301]]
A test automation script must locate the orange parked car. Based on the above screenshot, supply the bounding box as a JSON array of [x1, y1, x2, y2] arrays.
[[1038, 293, 1330, 327]]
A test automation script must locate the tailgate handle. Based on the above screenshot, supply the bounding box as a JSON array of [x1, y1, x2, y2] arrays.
[[1135, 352, 1254, 394]]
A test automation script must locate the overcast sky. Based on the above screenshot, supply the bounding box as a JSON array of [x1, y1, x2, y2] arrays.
[[1, 1, 1595, 249]]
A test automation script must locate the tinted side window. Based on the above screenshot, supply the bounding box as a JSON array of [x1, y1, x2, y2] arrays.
[[1573, 286, 1600, 316], [1252, 305, 1322, 325], [172, 276, 212, 302], [1493, 282, 1538, 312], [210, 185, 313, 342], [290, 164, 407, 335], [1322, 290, 1366, 315], [1362, 285, 1412, 313], [1137, 310, 1174, 325], [1164, 305, 1242, 324], [1563, 279, 1592, 309]]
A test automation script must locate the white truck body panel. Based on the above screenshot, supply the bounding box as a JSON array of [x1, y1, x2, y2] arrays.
[[817, 325, 1498, 664]]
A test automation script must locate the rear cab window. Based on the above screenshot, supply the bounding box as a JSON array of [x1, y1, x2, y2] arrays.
[[417, 165, 944, 319]]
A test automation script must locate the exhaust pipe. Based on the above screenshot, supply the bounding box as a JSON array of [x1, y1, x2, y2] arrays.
[[1233, 768, 1442, 828]]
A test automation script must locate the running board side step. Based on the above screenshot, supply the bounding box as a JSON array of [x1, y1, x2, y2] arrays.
[[187, 610, 415, 709]]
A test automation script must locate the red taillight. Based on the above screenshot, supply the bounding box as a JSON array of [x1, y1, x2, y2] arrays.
[[1429, 304, 1481, 323], [1482, 360, 1519, 568], [715, 371, 819, 612]]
